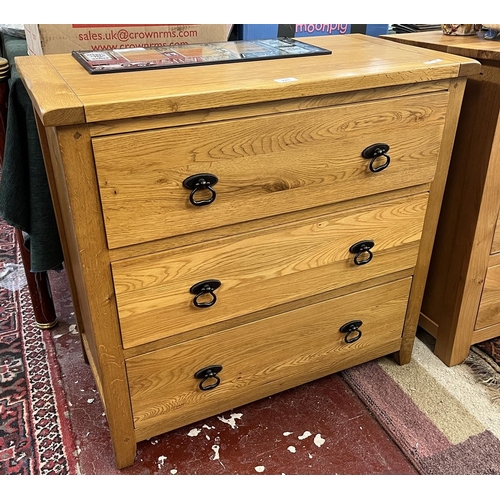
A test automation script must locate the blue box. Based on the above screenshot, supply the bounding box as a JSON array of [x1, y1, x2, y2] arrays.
[[237, 24, 389, 40], [239, 24, 279, 40]]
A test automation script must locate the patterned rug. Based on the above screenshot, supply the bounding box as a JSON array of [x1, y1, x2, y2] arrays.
[[466, 338, 500, 406], [0, 219, 78, 474], [342, 331, 500, 474]]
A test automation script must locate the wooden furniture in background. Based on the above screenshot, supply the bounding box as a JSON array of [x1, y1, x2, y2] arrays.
[[16, 35, 478, 468], [382, 31, 500, 366]]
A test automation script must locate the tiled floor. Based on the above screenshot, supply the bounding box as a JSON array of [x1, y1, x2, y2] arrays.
[[48, 268, 418, 475]]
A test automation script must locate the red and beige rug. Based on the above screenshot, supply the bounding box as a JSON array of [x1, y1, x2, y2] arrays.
[[0, 220, 78, 475], [342, 332, 500, 475]]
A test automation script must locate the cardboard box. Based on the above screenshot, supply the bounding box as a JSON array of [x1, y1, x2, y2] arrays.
[[237, 24, 389, 40], [24, 24, 233, 56]]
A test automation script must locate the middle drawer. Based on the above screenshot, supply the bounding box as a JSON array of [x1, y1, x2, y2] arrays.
[[112, 193, 428, 348]]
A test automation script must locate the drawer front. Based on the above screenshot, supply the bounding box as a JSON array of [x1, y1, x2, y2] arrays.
[[113, 194, 428, 348], [126, 278, 411, 440], [491, 213, 500, 255], [93, 92, 448, 249], [475, 263, 500, 330]]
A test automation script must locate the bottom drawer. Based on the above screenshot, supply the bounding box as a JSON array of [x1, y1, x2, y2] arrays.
[[127, 277, 412, 441], [491, 213, 500, 255], [476, 263, 500, 330]]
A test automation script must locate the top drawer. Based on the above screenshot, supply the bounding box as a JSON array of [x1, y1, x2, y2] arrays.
[[93, 92, 448, 249]]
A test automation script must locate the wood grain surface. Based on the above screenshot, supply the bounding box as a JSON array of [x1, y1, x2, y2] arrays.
[[127, 278, 411, 441], [16, 33, 477, 467], [93, 93, 447, 248]]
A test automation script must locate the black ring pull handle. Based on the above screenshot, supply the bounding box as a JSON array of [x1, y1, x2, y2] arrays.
[[339, 320, 363, 344], [362, 143, 391, 173], [349, 240, 375, 265], [190, 279, 221, 308], [183, 173, 219, 206], [194, 365, 223, 391]]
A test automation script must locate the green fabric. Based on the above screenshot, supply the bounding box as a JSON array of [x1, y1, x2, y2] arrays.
[[0, 34, 63, 272]]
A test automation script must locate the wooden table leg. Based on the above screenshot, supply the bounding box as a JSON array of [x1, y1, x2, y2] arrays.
[[15, 228, 58, 329], [0, 80, 7, 165]]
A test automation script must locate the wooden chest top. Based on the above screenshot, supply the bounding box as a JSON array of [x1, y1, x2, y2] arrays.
[[15, 34, 479, 126]]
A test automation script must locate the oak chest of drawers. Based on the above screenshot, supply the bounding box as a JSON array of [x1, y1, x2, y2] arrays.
[[382, 32, 500, 366], [16, 35, 479, 468]]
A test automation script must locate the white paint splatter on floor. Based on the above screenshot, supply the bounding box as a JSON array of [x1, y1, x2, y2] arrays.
[[218, 413, 243, 429], [211, 445, 220, 460], [157, 455, 167, 469], [187, 428, 201, 437], [255, 466, 265, 473], [170, 469, 177, 475], [314, 434, 325, 447], [283, 431, 293, 436], [287, 446, 296, 453], [298, 431, 312, 440]]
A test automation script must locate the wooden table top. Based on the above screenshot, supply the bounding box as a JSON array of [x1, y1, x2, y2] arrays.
[[15, 34, 480, 127], [382, 31, 500, 61]]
